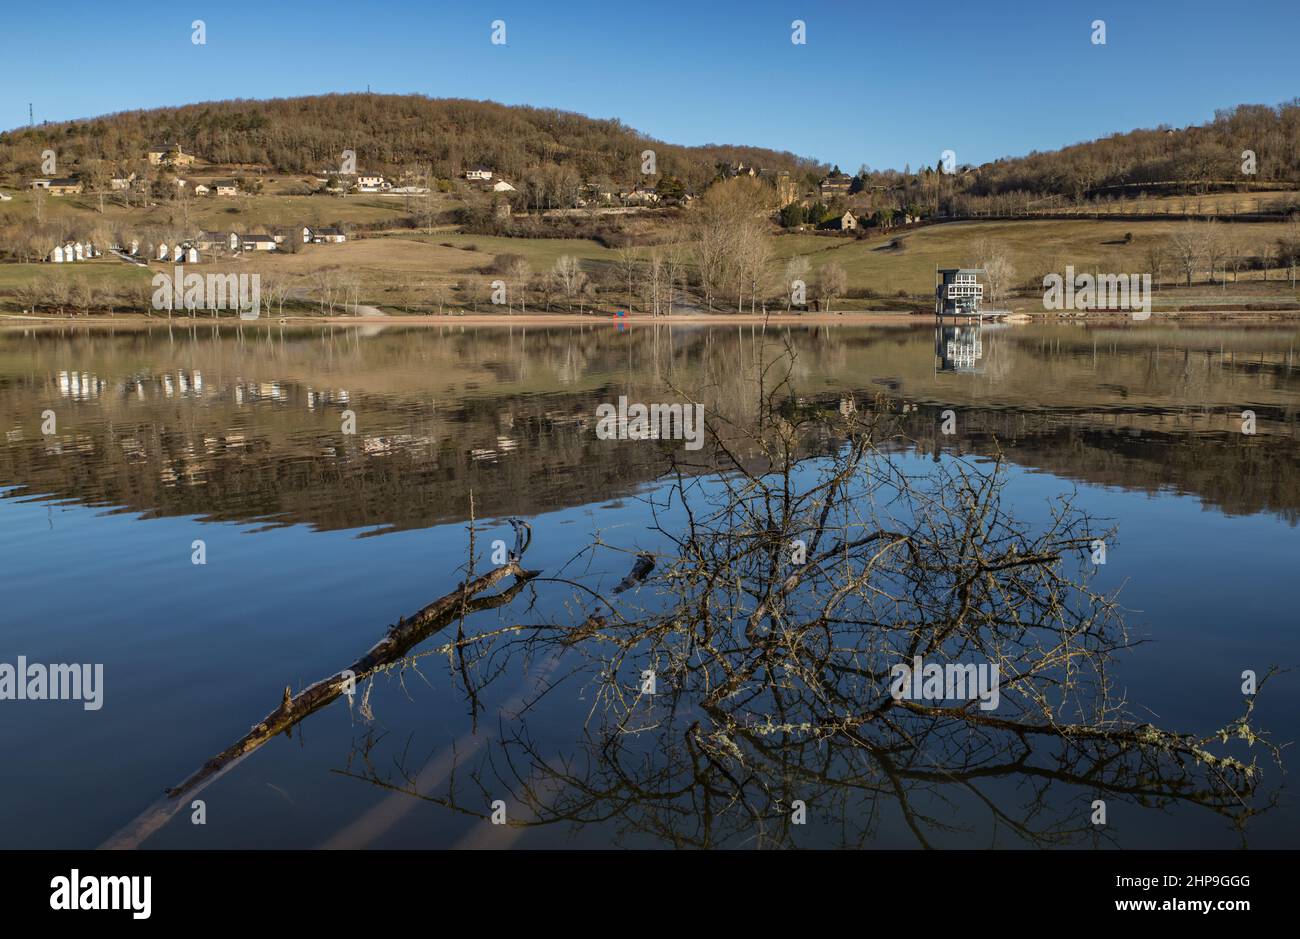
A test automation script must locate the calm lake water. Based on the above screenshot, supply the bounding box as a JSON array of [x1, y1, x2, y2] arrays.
[[1, 318, 1298, 849]]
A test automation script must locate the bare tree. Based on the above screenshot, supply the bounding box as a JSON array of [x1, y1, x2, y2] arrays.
[[506, 257, 531, 314], [815, 262, 847, 314], [1201, 220, 1230, 284], [615, 246, 639, 307], [552, 255, 583, 312], [1167, 221, 1204, 287], [973, 238, 1015, 303]]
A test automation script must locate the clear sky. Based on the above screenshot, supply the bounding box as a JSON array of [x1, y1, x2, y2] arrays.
[[1, 0, 1296, 171]]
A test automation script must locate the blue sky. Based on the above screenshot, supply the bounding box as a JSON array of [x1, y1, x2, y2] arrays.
[[1, 0, 1296, 171]]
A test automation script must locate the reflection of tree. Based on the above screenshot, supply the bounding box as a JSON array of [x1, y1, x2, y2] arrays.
[[334, 351, 1280, 848]]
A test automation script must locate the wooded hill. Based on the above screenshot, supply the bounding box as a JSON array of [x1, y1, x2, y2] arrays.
[[4, 94, 1298, 213], [965, 101, 1300, 200], [0, 94, 824, 194]]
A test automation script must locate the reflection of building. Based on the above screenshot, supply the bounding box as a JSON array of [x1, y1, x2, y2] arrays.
[[935, 268, 985, 318], [935, 323, 984, 373]]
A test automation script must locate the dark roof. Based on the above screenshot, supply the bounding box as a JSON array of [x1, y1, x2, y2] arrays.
[[49, 176, 81, 186]]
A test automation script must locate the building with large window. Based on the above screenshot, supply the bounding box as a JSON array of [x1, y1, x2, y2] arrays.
[[935, 268, 986, 317]]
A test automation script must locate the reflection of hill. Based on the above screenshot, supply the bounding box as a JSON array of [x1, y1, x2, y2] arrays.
[[1, 322, 1298, 532], [889, 408, 1300, 524]]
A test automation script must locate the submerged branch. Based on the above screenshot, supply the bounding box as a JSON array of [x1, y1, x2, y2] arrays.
[[102, 556, 538, 849]]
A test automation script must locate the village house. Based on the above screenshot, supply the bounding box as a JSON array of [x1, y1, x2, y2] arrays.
[[355, 174, 388, 192], [110, 173, 137, 191], [241, 234, 277, 252], [147, 143, 196, 167], [191, 183, 210, 196], [620, 186, 661, 205], [197, 231, 240, 253], [214, 180, 238, 197], [465, 166, 493, 181], [819, 172, 852, 199], [303, 226, 347, 244], [836, 210, 858, 231], [47, 177, 84, 196], [581, 183, 614, 203]]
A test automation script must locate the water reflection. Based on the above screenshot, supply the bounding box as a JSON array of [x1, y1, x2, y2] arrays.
[[2, 321, 1298, 850], [2, 322, 1299, 531], [935, 321, 985, 373], [103, 379, 1282, 850]]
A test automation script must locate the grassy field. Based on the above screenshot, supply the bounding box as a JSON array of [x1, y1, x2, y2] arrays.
[[1033, 188, 1300, 216], [774, 219, 1300, 303], [3, 197, 1298, 315], [0, 259, 151, 291]]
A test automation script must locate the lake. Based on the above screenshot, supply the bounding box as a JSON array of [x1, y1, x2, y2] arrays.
[[1, 318, 1297, 849]]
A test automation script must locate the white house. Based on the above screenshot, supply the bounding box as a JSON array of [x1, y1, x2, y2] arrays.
[[356, 174, 387, 191], [465, 167, 493, 181], [242, 234, 277, 252], [156, 242, 169, 261], [214, 180, 238, 197], [49, 245, 65, 263], [303, 226, 347, 244], [192, 183, 210, 196], [197, 231, 239, 253], [621, 187, 660, 205]]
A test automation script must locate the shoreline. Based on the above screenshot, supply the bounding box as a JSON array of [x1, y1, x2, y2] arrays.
[[3, 308, 1300, 329]]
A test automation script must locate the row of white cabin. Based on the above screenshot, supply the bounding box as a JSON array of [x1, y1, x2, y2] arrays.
[[47, 242, 104, 263], [47, 226, 346, 263]]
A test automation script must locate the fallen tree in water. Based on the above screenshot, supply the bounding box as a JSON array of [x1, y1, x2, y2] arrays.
[[334, 344, 1284, 848], [102, 540, 538, 850]]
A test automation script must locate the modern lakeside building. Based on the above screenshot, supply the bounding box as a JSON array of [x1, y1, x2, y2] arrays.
[[935, 268, 986, 318]]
